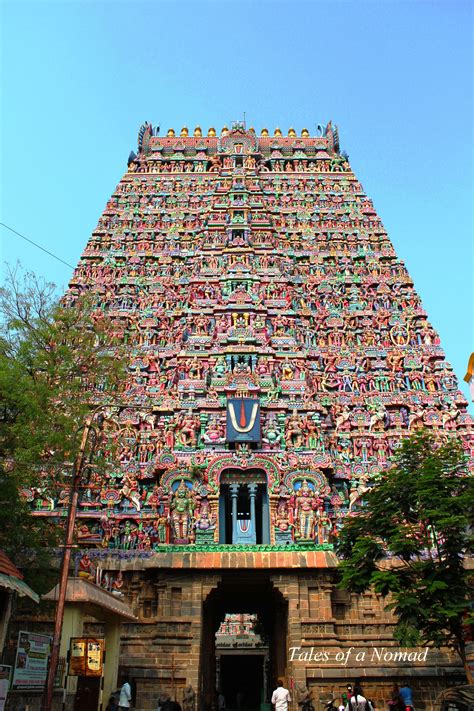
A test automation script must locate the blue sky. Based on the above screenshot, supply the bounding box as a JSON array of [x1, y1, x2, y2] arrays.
[[1, 0, 472, 402]]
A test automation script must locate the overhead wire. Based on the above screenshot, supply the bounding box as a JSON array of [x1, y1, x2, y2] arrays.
[[0, 222, 75, 269]]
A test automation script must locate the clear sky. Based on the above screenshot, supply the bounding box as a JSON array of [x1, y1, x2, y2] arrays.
[[1, 0, 472, 402]]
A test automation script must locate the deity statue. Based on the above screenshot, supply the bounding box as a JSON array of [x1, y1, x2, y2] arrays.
[[78, 553, 95, 581], [274, 499, 291, 530], [183, 685, 196, 711], [176, 411, 200, 448], [293, 480, 320, 540], [214, 355, 227, 376], [316, 510, 332, 543], [111, 570, 124, 596], [285, 410, 305, 449], [281, 358, 295, 380], [202, 416, 225, 445], [119, 473, 141, 511], [348, 475, 370, 511], [262, 415, 282, 448], [194, 493, 216, 543], [170, 480, 195, 543], [295, 683, 313, 707], [154, 514, 169, 545]]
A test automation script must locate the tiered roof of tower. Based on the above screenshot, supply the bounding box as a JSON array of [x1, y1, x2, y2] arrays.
[[29, 121, 473, 580]]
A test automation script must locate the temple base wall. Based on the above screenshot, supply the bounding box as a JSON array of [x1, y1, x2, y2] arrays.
[[6, 565, 465, 711]]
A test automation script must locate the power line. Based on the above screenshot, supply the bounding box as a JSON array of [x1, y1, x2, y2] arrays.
[[0, 222, 75, 269]]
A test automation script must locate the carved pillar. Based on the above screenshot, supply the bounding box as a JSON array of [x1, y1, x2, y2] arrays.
[[230, 484, 239, 543], [248, 484, 257, 528]]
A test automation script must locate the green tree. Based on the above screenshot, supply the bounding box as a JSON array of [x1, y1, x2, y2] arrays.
[[0, 267, 125, 588], [336, 431, 474, 683]]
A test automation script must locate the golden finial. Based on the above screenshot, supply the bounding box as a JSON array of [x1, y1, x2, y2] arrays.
[[249, 126, 256, 134], [274, 127, 282, 136], [221, 126, 229, 135], [261, 128, 269, 136], [193, 126, 202, 137], [301, 128, 310, 137], [180, 126, 189, 137], [288, 127, 296, 137], [167, 128, 175, 137], [208, 127, 217, 137]]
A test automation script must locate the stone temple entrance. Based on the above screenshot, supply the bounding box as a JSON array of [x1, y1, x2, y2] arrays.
[[201, 573, 287, 711]]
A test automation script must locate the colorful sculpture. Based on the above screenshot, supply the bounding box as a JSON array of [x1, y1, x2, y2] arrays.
[[30, 122, 473, 558]]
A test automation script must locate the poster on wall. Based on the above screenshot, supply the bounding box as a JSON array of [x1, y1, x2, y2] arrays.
[[69, 638, 104, 677], [11, 632, 51, 690], [0, 665, 11, 711], [69, 640, 86, 676]]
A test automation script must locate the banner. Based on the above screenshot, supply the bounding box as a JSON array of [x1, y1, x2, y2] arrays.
[[0, 666, 11, 711], [11, 632, 51, 690], [226, 398, 260, 442]]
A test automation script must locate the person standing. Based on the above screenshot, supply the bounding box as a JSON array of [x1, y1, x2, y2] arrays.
[[399, 682, 414, 710], [388, 684, 403, 711], [272, 680, 292, 711], [119, 679, 132, 710], [345, 684, 372, 711]]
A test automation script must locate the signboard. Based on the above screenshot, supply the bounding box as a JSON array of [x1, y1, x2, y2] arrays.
[[69, 638, 104, 677], [0, 665, 11, 711], [11, 631, 51, 690], [226, 398, 260, 443]]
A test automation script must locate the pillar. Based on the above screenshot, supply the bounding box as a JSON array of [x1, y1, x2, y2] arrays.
[[60, 604, 84, 701], [103, 618, 121, 709], [230, 484, 239, 543], [248, 484, 257, 527]]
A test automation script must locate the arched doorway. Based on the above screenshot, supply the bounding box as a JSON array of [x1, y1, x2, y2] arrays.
[[200, 573, 288, 711], [218, 469, 270, 544]]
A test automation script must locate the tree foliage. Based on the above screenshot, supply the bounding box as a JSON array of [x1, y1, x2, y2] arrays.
[[336, 430, 474, 682], [0, 267, 125, 580]]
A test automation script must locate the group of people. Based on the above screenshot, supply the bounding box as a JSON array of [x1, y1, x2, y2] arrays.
[[388, 683, 415, 710], [108, 680, 183, 711], [112, 677, 414, 711], [271, 679, 414, 711]]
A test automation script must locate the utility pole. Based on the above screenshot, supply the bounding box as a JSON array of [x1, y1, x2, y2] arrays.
[[41, 411, 100, 711]]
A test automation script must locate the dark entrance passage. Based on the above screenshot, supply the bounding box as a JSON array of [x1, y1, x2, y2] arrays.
[[200, 573, 287, 711], [220, 654, 264, 710], [73, 676, 101, 711]]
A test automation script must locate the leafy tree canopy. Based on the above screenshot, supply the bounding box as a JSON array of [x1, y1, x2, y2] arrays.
[[336, 430, 474, 682], [0, 267, 125, 582]]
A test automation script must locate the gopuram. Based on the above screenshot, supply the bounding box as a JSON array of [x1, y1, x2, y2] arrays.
[[24, 122, 473, 709]]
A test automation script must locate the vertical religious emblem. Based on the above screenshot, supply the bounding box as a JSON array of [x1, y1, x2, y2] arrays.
[[226, 398, 261, 443]]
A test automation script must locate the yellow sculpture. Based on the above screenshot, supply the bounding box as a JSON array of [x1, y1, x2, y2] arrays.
[[167, 128, 175, 137]]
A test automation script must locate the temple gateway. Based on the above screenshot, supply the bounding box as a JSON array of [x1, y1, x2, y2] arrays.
[[21, 122, 473, 709]]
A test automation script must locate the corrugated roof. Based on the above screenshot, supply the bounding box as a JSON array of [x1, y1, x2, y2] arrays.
[[0, 573, 39, 603]]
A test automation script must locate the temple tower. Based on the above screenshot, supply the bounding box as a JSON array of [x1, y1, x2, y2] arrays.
[[27, 122, 473, 709]]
